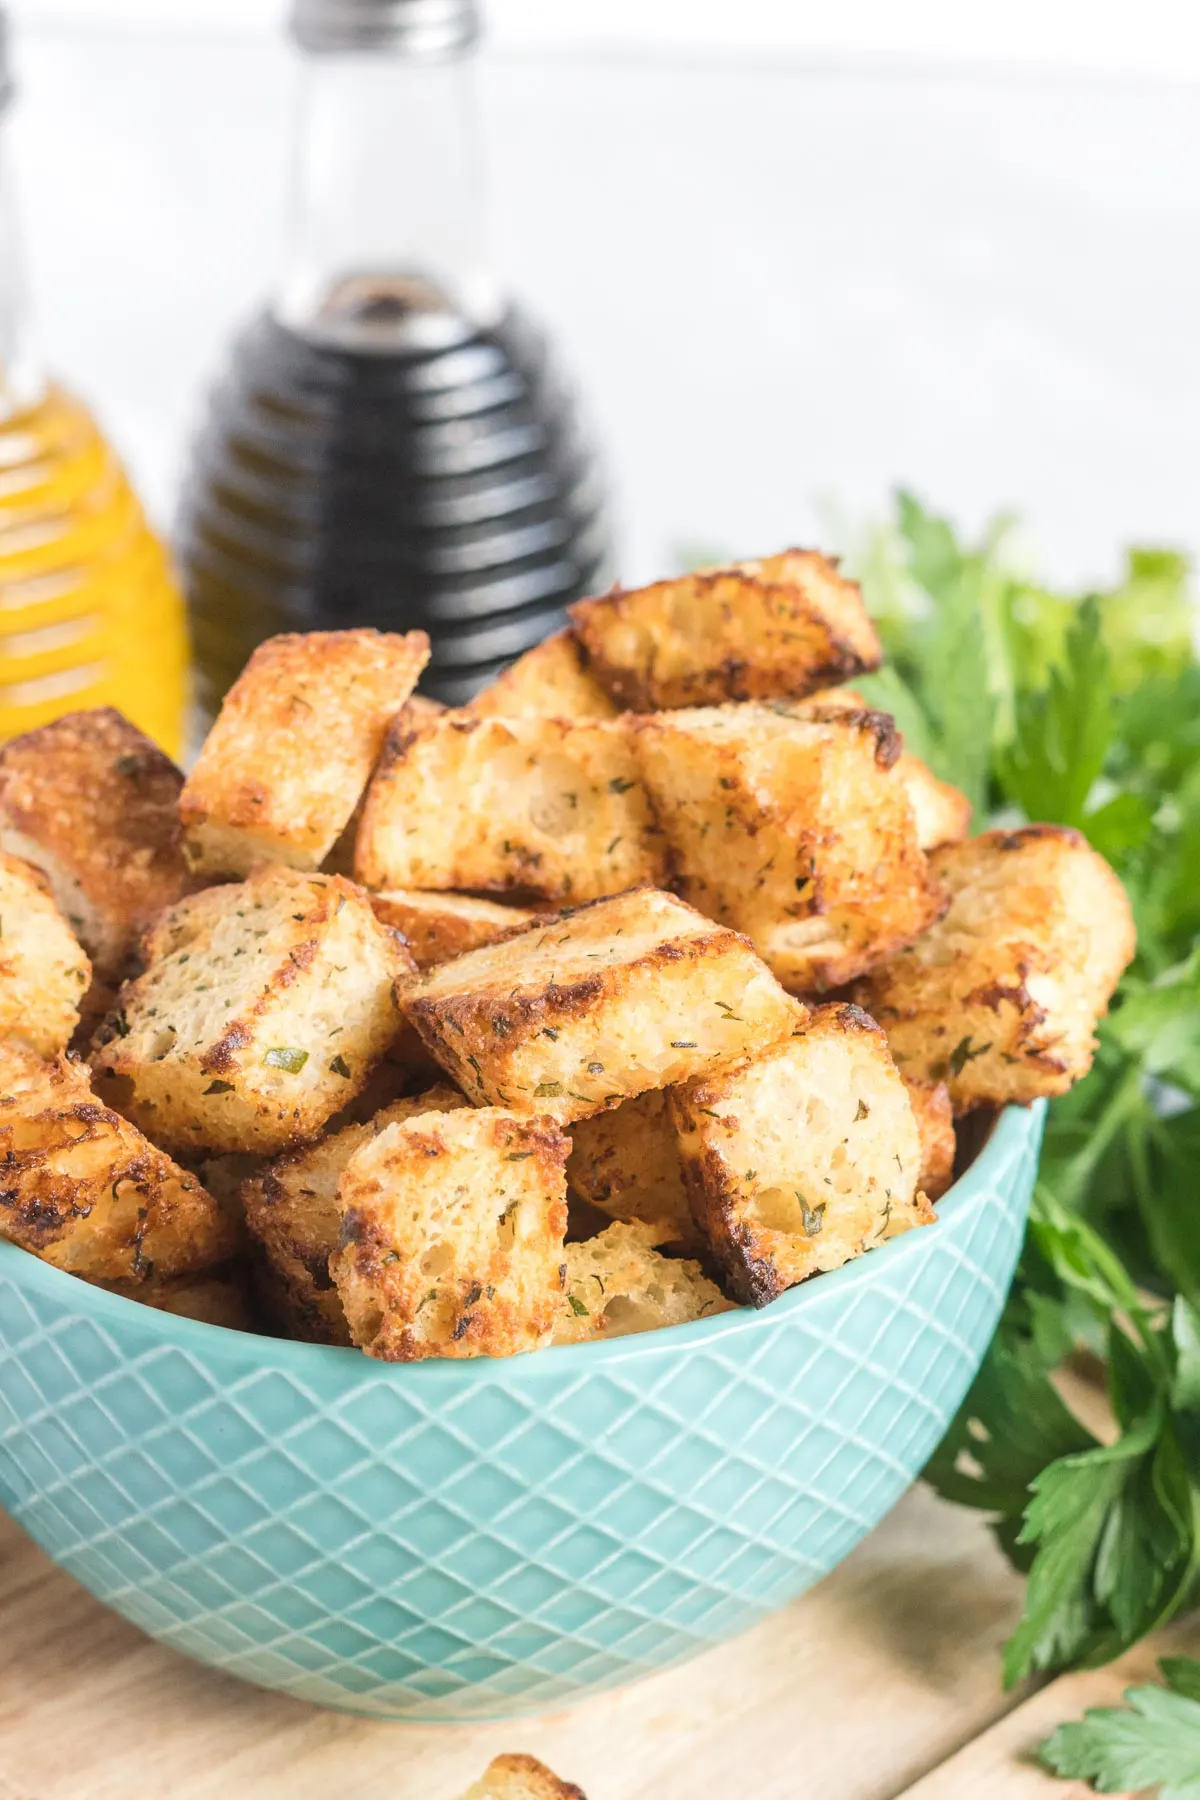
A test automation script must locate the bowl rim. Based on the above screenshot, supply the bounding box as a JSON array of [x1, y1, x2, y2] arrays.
[[0, 1101, 1042, 1386]]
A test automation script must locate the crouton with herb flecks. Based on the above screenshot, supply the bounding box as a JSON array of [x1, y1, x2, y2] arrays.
[[854, 826, 1136, 1110], [91, 866, 413, 1155], [632, 703, 947, 991], [97, 1265, 258, 1331], [456, 1754, 588, 1800], [0, 851, 91, 1056], [553, 1219, 732, 1345], [903, 1076, 956, 1201], [0, 1044, 240, 1281], [355, 712, 669, 903], [671, 1003, 933, 1307], [566, 1088, 696, 1248], [402, 886, 805, 1126], [243, 1083, 468, 1345], [331, 1105, 569, 1361], [370, 888, 540, 969], [180, 629, 429, 877], [0, 707, 195, 984], [469, 631, 618, 721], [569, 550, 881, 711]]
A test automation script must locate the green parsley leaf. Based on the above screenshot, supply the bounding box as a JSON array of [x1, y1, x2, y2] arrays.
[[263, 1047, 309, 1073], [1041, 1655, 1200, 1795]]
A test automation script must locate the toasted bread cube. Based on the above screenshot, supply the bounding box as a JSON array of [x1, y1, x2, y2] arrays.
[[553, 1219, 732, 1346], [457, 1756, 587, 1800], [854, 826, 1136, 1110], [632, 704, 947, 991], [370, 888, 539, 969], [0, 708, 195, 983], [0, 1045, 240, 1281], [355, 713, 669, 903], [567, 1089, 696, 1248], [180, 629, 429, 877], [0, 851, 91, 1056], [787, 688, 972, 852], [403, 887, 804, 1126], [91, 866, 413, 1155], [243, 1083, 468, 1346], [98, 1266, 258, 1332], [671, 1004, 933, 1306], [903, 1076, 956, 1201], [470, 631, 618, 722], [331, 1106, 569, 1361], [569, 551, 881, 712]]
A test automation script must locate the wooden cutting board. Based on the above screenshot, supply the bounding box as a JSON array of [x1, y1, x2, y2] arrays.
[[1, 1481, 1188, 1800]]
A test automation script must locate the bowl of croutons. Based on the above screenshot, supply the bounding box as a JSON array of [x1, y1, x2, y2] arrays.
[[0, 554, 1133, 1722]]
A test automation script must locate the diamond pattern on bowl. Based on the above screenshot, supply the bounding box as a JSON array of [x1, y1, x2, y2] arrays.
[[0, 1103, 1042, 1722]]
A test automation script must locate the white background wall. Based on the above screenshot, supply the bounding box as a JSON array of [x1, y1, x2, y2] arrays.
[[10, 2, 1200, 588]]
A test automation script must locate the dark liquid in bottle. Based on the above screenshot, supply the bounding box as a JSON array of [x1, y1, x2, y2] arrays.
[[178, 300, 609, 715]]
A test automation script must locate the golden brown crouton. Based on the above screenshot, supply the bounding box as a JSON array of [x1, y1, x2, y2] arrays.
[[552, 1220, 732, 1346], [0, 851, 91, 1056], [789, 689, 972, 851], [91, 866, 413, 1155], [566, 1089, 696, 1248], [569, 550, 881, 711], [632, 704, 947, 991], [671, 1003, 934, 1307], [457, 1755, 587, 1800], [243, 1083, 468, 1346], [402, 887, 804, 1126], [854, 826, 1136, 1110], [98, 1265, 258, 1331], [370, 888, 539, 969], [469, 631, 618, 721], [354, 712, 669, 903], [331, 1106, 569, 1361], [0, 707, 195, 983], [180, 629, 429, 877], [0, 1045, 240, 1282], [903, 1076, 956, 1201]]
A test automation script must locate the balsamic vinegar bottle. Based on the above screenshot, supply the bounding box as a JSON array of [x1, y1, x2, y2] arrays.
[[178, 0, 609, 717]]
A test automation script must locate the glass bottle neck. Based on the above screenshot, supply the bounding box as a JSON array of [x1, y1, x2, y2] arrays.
[[0, 110, 43, 418], [275, 48, 501, 353]]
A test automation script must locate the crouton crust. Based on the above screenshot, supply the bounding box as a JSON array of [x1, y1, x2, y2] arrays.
[[0, 707, 195, 981], [788, 688, 972, 852], [402, 887, 805, 1126], [552, 1219, 732, 1345], [566, 1088, 696, 1248], [91, 866, 413, 1155], [355, 712, 669, 903], [243, 1083, 467, 1346], [632, 703, 947, 991], [469, 631, 618, 721], [180, 629, 429, 877], [370, 888, 539, 969], [854, 826, 1137, 1110], [569, 550, 881, 711], [903, 1076, 956, 1201], [0, 851, 91, 1056], [457, 1754, 588, 1800], [331, 1106, 569, 1361], [0, 1045, 240, 1281], [97, 1266, 258, 1332], [671, 1003, 933, 1307]]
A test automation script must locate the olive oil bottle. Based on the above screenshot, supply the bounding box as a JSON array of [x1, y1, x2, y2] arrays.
[[0, 11, 188, 755], [179, 0, 608, 715]]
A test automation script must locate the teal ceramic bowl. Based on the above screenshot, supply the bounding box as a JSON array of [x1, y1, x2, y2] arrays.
[[0, 1102, 1043, 1723]]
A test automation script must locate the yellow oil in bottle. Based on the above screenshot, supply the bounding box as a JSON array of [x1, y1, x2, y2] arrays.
[[0, 12, 188, 757], [0, 385, 188, 757]]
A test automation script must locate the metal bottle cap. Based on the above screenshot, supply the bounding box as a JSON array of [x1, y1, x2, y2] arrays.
[[289, 0, 480, 57]]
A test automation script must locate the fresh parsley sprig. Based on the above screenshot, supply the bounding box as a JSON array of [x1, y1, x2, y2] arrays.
[[1041, 1655, 1200, 1796]]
